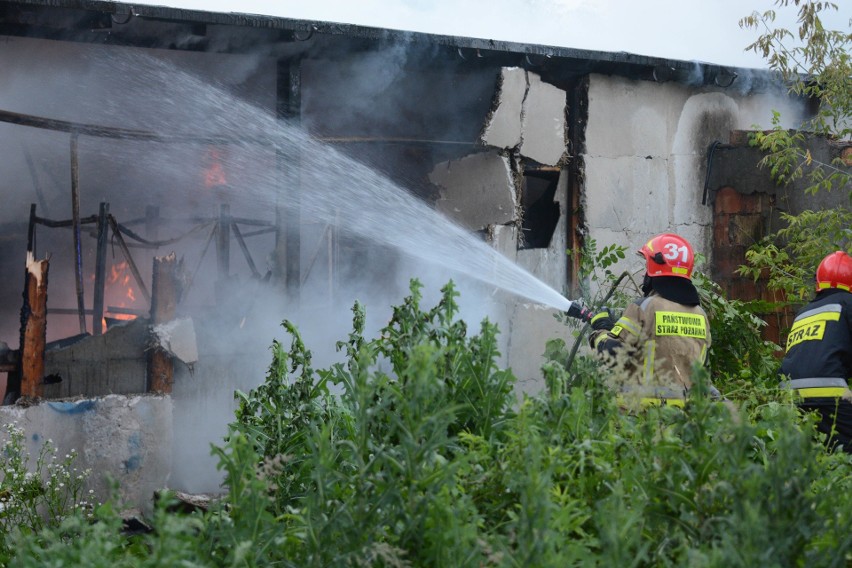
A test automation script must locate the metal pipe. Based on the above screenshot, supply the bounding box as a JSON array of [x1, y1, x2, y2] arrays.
[[702, 141, 722, 206], [22, 143, 49, 214], [31, 215, 98, 228], [217, 204, 230, 279], [184, 223, 218, 300], [27, 204, 37, 256], [47, 308, 94, 315], [0, 108, 262, 146]]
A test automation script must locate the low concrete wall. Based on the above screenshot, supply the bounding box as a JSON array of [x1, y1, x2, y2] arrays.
[[0, 394, 173, 512]]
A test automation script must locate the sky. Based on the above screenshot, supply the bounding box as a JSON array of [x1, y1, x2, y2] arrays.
[[126, 0, 850, 70]]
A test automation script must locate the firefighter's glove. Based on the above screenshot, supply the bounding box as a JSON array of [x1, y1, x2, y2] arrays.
[[565, 302, 593, 323], [589, 311, 614, 332]]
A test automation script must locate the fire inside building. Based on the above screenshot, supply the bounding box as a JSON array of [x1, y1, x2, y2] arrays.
[[0, 0, 849, 508]]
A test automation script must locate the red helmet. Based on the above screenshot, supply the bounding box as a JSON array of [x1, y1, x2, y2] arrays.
[[815, 251, 852, 292], [637, 233, 695, 279]]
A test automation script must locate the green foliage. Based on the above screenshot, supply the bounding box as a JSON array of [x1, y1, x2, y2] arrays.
[[692, 270, 782, 388], [739, 1, 851, 193], [7, 281, 852, 566], [738, 1, 852, 300], [0, 423, 94, 564], [569, 237, 635, 310], [738, 209, 852, 301]]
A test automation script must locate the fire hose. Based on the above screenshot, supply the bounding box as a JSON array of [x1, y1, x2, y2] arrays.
[[562, 270, 631, 373]]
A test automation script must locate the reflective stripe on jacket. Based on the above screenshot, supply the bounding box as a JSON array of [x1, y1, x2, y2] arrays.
[[780, 289, 852, 389], [781, 377, 850, 399], [594, 291, 711, 393]]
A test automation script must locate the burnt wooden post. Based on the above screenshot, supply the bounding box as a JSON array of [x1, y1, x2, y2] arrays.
[[147, 253, 177, 394], [216, 203, 230, 279], [20, 253, 49, 399], [276, 56, 302, 302], [92, 202, 110, 335], [27, 203, 37, 255], [70, 132, 87, 335]]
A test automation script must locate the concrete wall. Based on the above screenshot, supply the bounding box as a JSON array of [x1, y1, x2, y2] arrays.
[[0, 394, 172, 512], [582, 74, 804, 286], [428, 69, 574, 394]]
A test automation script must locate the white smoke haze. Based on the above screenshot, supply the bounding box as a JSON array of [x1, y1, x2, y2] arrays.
[[0, 36, 570, 492], [1, 6, 821, 491]]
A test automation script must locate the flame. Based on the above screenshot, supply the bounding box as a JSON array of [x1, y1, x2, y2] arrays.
[[108, 262, 125, 284], [204, 147, 227, 188], [103, 261, 140, 325]]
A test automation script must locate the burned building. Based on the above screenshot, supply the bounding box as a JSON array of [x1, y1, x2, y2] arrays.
[[0, 0, 837, 507]]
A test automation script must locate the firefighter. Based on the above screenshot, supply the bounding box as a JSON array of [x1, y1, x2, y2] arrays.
[[570, 233, 714, 407], [780, 251, 852, 453]]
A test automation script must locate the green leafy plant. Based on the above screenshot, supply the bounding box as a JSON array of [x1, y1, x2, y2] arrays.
[[0, 423, 94, 564], [738, 1, 852, 300], [692, 270, 783, 390], [8, 280, 852, 566], [740, 1, 851, 195]]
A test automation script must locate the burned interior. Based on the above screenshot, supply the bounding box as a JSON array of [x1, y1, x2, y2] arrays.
[[1, 0, 749, 405]]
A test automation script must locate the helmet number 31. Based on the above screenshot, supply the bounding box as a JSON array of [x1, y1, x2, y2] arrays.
[[664, 243, 689, 262]]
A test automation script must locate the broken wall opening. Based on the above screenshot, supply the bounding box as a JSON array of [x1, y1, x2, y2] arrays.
[[519, 167, 561, 249]]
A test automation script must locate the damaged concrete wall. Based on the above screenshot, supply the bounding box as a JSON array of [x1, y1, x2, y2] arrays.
[[1, 308, 274, 509], [0, 394, 172, 512], [430, 151, 517, 230], [429, 69, 573, 394], [481, 67, 569, 166], [582, 74, 805, 284]]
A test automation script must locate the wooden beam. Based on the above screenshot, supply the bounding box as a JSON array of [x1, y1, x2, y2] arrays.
[[20, 253, 49, 399], [147, 253, 178, 394]]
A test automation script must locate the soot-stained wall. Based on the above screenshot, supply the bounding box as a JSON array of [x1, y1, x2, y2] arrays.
[[582, 74, 806, 294]]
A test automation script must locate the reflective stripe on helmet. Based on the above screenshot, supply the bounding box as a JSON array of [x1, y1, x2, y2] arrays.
[[815, 251, 852, 293]]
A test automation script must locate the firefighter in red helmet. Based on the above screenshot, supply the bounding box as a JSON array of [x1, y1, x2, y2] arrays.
[[572, 233, 715, 407], [780, 251, 852, 453]]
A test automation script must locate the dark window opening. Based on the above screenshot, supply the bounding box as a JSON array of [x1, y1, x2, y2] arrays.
[[519, 169, 560, 249]]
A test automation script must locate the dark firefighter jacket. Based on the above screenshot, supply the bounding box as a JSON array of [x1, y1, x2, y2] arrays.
[[780, 288, 852, 387], [779, 288, 852, 454]]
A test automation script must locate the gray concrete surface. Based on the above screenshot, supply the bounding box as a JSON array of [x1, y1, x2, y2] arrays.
[[519, 72, 568, 166], [0, 394, 173, 513], [430, 151, 518, 231], [481, 67, 526, 150], [481, 68, 568, 166]]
